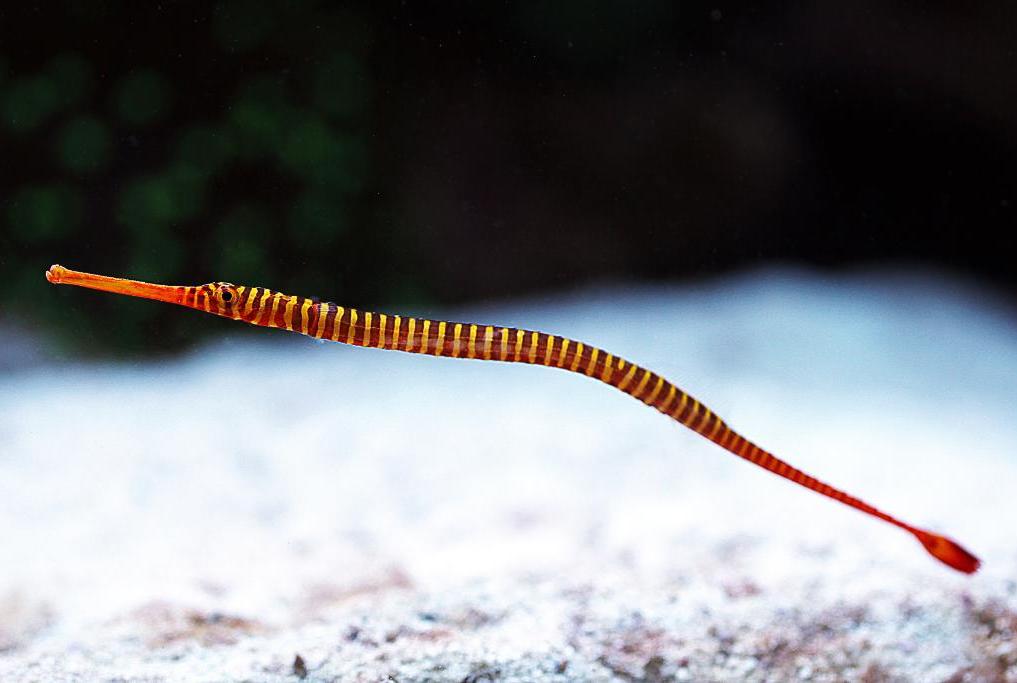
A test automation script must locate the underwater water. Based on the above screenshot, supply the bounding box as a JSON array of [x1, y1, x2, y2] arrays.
[[0, 268, 1015, 681]]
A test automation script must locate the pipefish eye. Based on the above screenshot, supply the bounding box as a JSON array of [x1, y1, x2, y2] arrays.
[[217, 284, 238, 305]]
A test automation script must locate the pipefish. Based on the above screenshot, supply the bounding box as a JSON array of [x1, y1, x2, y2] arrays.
[[45, 264, 980, 573]]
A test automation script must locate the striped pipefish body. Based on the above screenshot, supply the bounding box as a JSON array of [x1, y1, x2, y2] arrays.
[[44, 264, 980, 574]]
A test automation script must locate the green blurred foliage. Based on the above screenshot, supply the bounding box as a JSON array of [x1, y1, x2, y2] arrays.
[[114, 69, 171, 126], [174, 124, 235, 174], [3, 74, 60, 131], [57, 116, 111, 173], [8, 185, 82, 243], [1, 4, 376, 356], [2, 54, 92, 132], [48, 54, 92, 108], [214, 204, 274, 282], [289, 189, 348, 250], [228, 76, 293, 158], [128, 228, 186, 282], [118, 175, 189, 230]]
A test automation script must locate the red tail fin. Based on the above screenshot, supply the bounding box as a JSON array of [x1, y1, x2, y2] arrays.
[[915, 532, 980, 574]]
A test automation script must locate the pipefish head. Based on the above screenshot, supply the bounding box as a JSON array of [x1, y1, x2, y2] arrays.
[[46, 265, 260, 320]]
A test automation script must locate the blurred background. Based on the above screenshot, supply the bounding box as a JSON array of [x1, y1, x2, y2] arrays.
[[3, 5, 1017, 679], [2, 1, 1015, 356]]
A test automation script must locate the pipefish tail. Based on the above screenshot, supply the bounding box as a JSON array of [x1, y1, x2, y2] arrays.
[[45, 264, 980, 574]]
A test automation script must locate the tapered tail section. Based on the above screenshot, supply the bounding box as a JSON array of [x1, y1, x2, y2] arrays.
[[722, 434, 983, 574], [914, 531, 981, 574], [606, 355, 981, 574]]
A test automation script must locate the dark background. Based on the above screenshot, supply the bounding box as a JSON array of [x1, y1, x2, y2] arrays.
[[2, 2, 1014, 354]]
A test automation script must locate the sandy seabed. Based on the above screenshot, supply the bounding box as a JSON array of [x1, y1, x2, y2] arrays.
[[1, 269, 1015, 682]]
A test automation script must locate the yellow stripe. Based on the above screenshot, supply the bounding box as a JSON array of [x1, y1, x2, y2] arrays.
[[600, 353, 614, 381], [256, 288, 268, 323], [483, 326, 494, 359], [660, 385, 677, 411], [391, 315, 401, 349], [697, 407, 713, 432], [253, 289, 271, 324], [529, 331, 539, 363], [283, 296, 297, 330], [716, 429, 731, 448], [202, 290, 211, 313], [376, 313, 387, 348], [514, 329, 524, 361], [645, 376, 665, 403], [674, 392, 689, 417], [346, 309, 359, 344], [363, 312, 373, 347], [234, 286, 246, 319], [267, 294, 282, 327], [632, 370, 653, 397], [585, 348, 599, 376], [544, 335, 555, 365], [281, 295, 294, 330], [435, 321, 446, 356], [707, 418, 724, 441], [569, 342, 585, 372], [300, 298, 312, 335], [557, 339, 570, 367], [684, 400, 701, 427], [500, 328, 509, 360], [617, 359, 626, 371], [406, 318, 416, 351], [468, 324, 478, 358], [243, 288, 257, 318], [421, 319, 431, 353], [452, 323, 463, 357], [314, 303, 328, 339], [331, 306, 345, 341], [618, 364, 639, 390]]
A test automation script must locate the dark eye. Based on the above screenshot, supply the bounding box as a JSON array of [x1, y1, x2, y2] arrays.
[[221, 289, 235, 303]]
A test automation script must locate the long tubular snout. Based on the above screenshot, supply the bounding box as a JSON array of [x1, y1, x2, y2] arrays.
[[46, 264, 187, 306]]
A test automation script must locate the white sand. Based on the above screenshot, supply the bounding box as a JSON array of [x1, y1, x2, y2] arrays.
[[1, 268, 1014, 682]]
